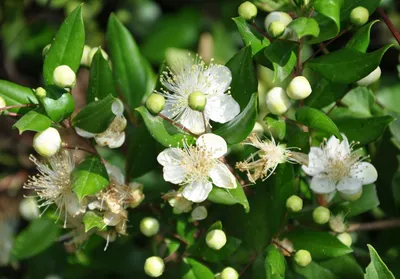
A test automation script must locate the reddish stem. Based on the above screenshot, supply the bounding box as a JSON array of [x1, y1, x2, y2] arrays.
[[0, 103, 37, 111], [377, 8, 400, 45]]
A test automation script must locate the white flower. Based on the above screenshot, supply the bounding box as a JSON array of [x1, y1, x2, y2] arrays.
[[157, 134, 236, 202], [158, 56, 240, 134], [302, 134, 378, 195]]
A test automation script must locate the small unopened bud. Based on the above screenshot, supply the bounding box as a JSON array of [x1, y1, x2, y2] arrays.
[[268, 21, 286, 38], [220, 267, 239, 279], [19, 198, 40, 220], [357, 66, 381, 87], [286, 76, 312, 100], [191, 206, 208, 221], [81, 45, 92, 67], [238, 1, 258, 21], [140, 217, 160, 237], [337, 232, 352, 247], [350, 6, 369, 26], [146, 94, 165, 115], [144, 256, 165, 278], [206, 229, 227, 250], [266, 87, 291, 115], [53, 65, 76, 88], [88, 47, 109, 66], [42, 44, 51, 57], [339, 189, 363, 201], [265, 12, 292, 38], [294, 250, 312, 267], [35, 87, 47, 98], [286, 195, 303, 212], [33, 127, 62, 157], [312, 206, 330, 225], [0, 96, 6, 109], [188, 91, 207, 111], [329, 214, 347, 233]]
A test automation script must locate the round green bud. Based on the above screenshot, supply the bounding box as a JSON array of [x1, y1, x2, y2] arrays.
[[220, 267, 239, 279], [337, 232, 352, 247], [53, 65, 76, 88], [19, 198, 39, 221], [339, 189, 363, 201], [312, 206, 330, 225], [35, 87, 47, 98], [144, 256, 165, 278], [286, 195, 303, 212], [357, 66, 381, 87], [268, 21, 286, 38], [140, 217, 160, 237], [88, 47, 109, 66], [265, 12, 292, 38], [206, 229, 227, 250], [350, 6, 369, 26], [146, 93, 165, 115], [238, 1, 258, 21], [286, 76, 312, 100], [188, 91, 207, 111], [265, 87, 291, 115], [33, 127, 62, 157], [42, 44, 51, 57], [294, 250, 312, 267], [191, 206, 208, 221], [81, 45, 92, 67]]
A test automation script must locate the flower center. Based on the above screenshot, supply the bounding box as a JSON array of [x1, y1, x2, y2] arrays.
[[326, 153, 360, 182], [179, 145, 215, 184]]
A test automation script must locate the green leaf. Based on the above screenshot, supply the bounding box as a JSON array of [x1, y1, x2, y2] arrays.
[[265, 245, 286, 279], [288, 17, 320, 39], [71, 156, 109, 200], [285, 230, 353, 260], [346, 20, 379, 53], [214, 93, 257, 145], [165, 238, 181, 257], [365, 244, 395, 279], [11, 217, 59, 260], [72, 94, 117, 133], [320, 255, 364, 279], [293, 261, 339, 279], [43, 5, 84, 84], [226, 46, 258, 110], [40, 85, 74, 122], [264, 41, 297, 83], [107, 14, 155, 111], [87, 49, 116, 103], [82, 211, 106, 232], [181, 258, 214, 279], [331, 87, 374, 119], [335, 116, 395, 145], [340, 0, 381, 22], [13, 109, 52, 134], [0, 80, 38, 113], [208, 182, 250, 213], [307, 46, 392, 84], [208, 221, 223, 232], [295, 107, 341, 138], [376, 84, 400, 115], [264, 115, 286, 140], [135, 106, 196, 147]]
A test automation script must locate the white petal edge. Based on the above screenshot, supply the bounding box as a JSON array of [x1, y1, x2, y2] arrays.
[[209, 162, 237, 189], [203, 65, 232, 95], [196, 133, 227, 159], [205, 94, 240, 123], [302, 147, 327, 176], [163, 165, 186, 184], [157, 148, 184, 166], [107, 132, 125, 149], [350, 162, 378, 185], [310, 177, 336, 194], [179, 109, 206, 135], [111, 99, 124, 116], [75, 127, 95, 138], [182, 180, 213, 203], [337, 177, 363, 195]]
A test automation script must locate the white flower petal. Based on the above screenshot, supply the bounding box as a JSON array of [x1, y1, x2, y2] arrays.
[[161, 99, 180, 119], [205, 95, 240, 123], [337, 177, 363, 195], [179, 109, 206, 134], [203, 65, 232, 95], [209, 162, 237, 189], [106, 163, 125, 185], [326, 135, 341, 159], [163, 165, 186, 184], [302, 147, 327, 176], [350, 162, 378, 185], [310, 177, 336, 194], [182, 180, 213, 202], [339, 134, 351, 156], [157, 148, 184, 167], [75, 127, 95, 138], [111, 99, 124, 116], [196, 133, 227, 158], [107, 132, 125, 148]]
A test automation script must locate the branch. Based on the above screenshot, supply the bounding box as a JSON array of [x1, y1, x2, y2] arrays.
[[347, 219, 400, 232], [158, 113, 198, 137], [0, 104, 38, 112], [377, 8, 400, 45]]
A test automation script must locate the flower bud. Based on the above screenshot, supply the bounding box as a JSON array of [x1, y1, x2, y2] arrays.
[[337, 232, 352, 247], [265, 12, 292, 38], [220, 267, 239, 279], [329, 214, 347, 233], [206, 229, 227, 250], [357, 66, 381, 87], [268, 21, 286, 39], [33, 127, 62, 157], [35, 87, 47, 98], [266, 87, 291, 115], [88, 47, 109, 66], [350, 6, 369, 26], [146, 93, 165, 115], [238, 1, 258, 21], [42, 44, 51, 57], [140, 217, 160, 237], [144, 256, 165, 278], [294, 250, 312, 267], [286, 195, 303, 212], [286, 76, 312, 100], [188, 91, 207, 112], [19, 198, 40, 221], [0, 96, 6, 109], [312, 206, 330, 224], [81, 45, 92, 67], [191, 206, 208, 221], [339, 189, 363, 201], [53, 65, 76, 88]]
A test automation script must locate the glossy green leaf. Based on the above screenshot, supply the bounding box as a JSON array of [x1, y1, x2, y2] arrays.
[[40, 85, 74, 122], [296, 107, 341, 138], [208, 221, 223, 232], [294, 261, 339, 279], [71, 156, 109, 200], [208, 182, 250, 213], [346, 20, 379, 53], [43, 5, 85, 84], [264, 41, 297, 83], [165, 238, 181, 257], [365, 245, 395, 279], [83, 211, 106, 232], [11, 217, 59, 260], [214, 93, 257, 145], [264, 115, 286, 140], [320, 255, 364, 279], [0, 80, 38, 113], [288, 17, 320, 39], [331, 87, 374, 119], [376, 84, 400, 115], [181, 258, 214, 279], [265, 245, 286, 279], [13, 109, 52, 134], [307, 46, 392, 84]]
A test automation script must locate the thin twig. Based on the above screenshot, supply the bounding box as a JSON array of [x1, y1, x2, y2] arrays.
[[0, 104, 37, 111], [347, 219, 400, 232], [296, 39, 303, 75], [62, 143, 97, 155], [158, 113, 198, 137], [377, 8, 400, 45], [239, 253, 257, 277]]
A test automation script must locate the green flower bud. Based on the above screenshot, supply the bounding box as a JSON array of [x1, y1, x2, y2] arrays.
[[265, 12, 292, 38], [19, 198, 39, 221], [0, 96, 6, 109], [140, 217, 160, 237], [33, 127, 62, 157], [238, 1, 258, 21], [53, 65, 76, 88], [329, 214, 347, 233], [144, 256, 165, 278], [88, 47, 109, 66], [146, 93, 165, 115], [350, 6, 369, 26], [220, 267, 239, 279], [312, 206, 330, 224], [191, 206, 208, 221], [337, 232, 352, 247], [286, 76, 312, 100], [266, 87, 291, 115], [339, 189, 363, 201], [206, 229, 227, 250], [268, 21, 286, 38], [42, 44, 51, 57], [35, 87, 47, 98], [188, 91, 207, 111], [286, 195, 303, 212], [357, 66, 381, 87], [294, 250, 312, 267], [81, 45, 92, 67]]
